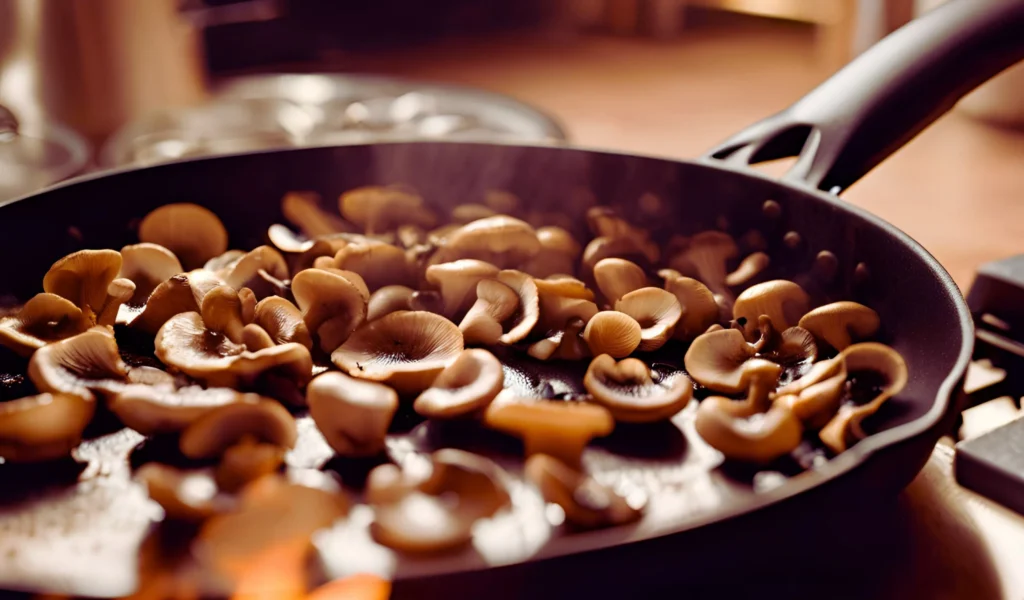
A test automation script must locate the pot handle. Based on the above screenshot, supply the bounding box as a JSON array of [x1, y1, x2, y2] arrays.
[[703, 0, 1024, 193]]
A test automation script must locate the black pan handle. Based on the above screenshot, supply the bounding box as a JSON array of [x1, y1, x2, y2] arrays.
[[704, 0, 1024, 193]]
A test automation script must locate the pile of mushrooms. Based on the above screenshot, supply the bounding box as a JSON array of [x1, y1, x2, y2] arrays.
[[0, 187, 908, 582]]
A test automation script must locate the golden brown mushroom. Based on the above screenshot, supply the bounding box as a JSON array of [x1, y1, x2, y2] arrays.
[[29, 327, 128, 402], [98, 278, 136, 327], [332, 310, 464, 395], [137, 463, 233, 522], [414, 348, 504, 419], [524, 454, 643, 529], [694, 397, 803, 464], [483, 397, 614, 468], [130, 269, 223, 334], [108, 384, 242, 435], [459, 274, 539, 346], [433, 215, 541, 269], [520, 226, 581, 279], [582, 311, 642, 358], [659, 269, 720, 341], [118, 242, 183, 304], [424, 259, 500, 319], [43, 249, 122, 323], [333, 241, 414, 291], [290, 267, 367, 352], [581, 236, 657, 279], [307, 371, 399, 456], [594, 258, 648, 305], [210, 246, 289, 299], [0, 393, 94, 462], [614, 287, 682, 352], [683, 328, 759, 394], [534, 276, 598, 333], [527, 318, 590, 361], [339, 186, 436, 233], [773, 355, 847, 429], [366, 285, 416, 322], [732, 280, 810, 340], [252, 296, 313, 349], [583, 354, 693, 422], [215, 438, 286, 493], [138, 203, 229, 270], [282, 191, 355, 238], [0, 293, 91, 357], [798, 301, 881, 351], [724, 252, 770, 287], [178, 397, 297, 459]]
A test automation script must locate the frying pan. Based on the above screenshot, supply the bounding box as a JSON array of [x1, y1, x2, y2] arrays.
[[1, 0, 1023, 598]]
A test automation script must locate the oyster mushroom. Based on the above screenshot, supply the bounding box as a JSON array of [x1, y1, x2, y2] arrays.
[[581, 236, 657, 279], [0, 293, 91, 357], [732, 280, 810, 340], [724, 252, 770, 287], [367, 285, 416, 322], [614, 287, 682, 352], [583, 354, 693, 422], [520, 226, 581, 279], [332, 311, 464, 395], [211, 246, 289, 299], [798, 301, 881, 351], [108, 384, 242, 435], [524, 454, 643, 529], [307, 371, 399, 457], [252, 296, 312, 349], [290, 267, 367, 353], [267, 223, 314, 254], [659, 269, 720, 341], [527, 318, 590, 361], [594, 258, 648, 305], [582, 311, 642, 358], [459, 272, 540, 346], [43, 249, 122, 322], [758, 323, 818, 385], [201, 285, 247, 343], [773, 355, 848, 429], [130, 269, 223, 334], [424, 259, 500, 319], [414, 349, 504, 419], [178, 397, 297, 459], [138, 203, 229, 270], [333, 242, 413, 291], [534, 276, 598, 332], [29, 328, 128, 401], [683, 328, 759, 394], [368, 449, 510, 553], [282, 191, 355, 238], [702, 358, 782, 419], [98, 278, 136, 327], [818, 343, 909, 453], [483, 397, 614, 468], [118, 243, 183, 304], [339, 186, 437, 233], [215, 438, 285, 493], [433, 216, 541, 269], [694, 396, 803, 464], [668, 231, 739, 294], [241, 324, 274, 351], [137, 464, 233, 522], [0, 393, 94, 462]]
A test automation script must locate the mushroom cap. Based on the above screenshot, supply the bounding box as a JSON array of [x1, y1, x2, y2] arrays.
[[414, 348, 505, 419], [683, 328, 758, 394], [201, 285, 247, 343], [493, 270, 540, 344], [136, 463, 231, 522], [533, 275, 594, 301], [435, 216, 541, 269], [108, 384, 242, 435], [332, 310, 464, 395], [760, 324, 818, 386], [694, 398, 803, 464], [458, 279, 519, 346], [797, 301, 881, 351], [425, 259, 500, 318], [215, 246, 289, 297], [536, 226, 582, 260], [367, 285, 416, 322], [732, 280, 810, 339], [581, 236, 656, 278], [282, 191, 355, 237], [43, 249, 122, 319], [178, 396, 297, 459], [130, 269, 223, 334], [267, 223, 314, 253], [155, 312, 313, 389], [333, 242, 413, 291], [534, 275, 598, 332], [28, 327, 128, 402], [724, 251, 770, 287], [659, 270, 720, 341], [339, 186, 436, 233], [0, 393, 94, 462], [582, 311, 642, 358], [528, 317, 590, 361], [307, 371, 399, 457], [583, 354, 693, 423], [594, 258, 648, 305], [614, 287, 683, 352], [253, 296, 313, 349], [215, 439, 286, 493], [138, 203, 229, 270], [668, 230, 739, 293], [0, 293, 90, 357], [291, 267, 368, 353], [524, 454, 643, 529], [773, 356, 847, 429], [483, 397, 614, 468], [119, 242, 184, 304]]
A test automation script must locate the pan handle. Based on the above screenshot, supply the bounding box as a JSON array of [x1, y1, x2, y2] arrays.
[[703, 0, 1024, 193]]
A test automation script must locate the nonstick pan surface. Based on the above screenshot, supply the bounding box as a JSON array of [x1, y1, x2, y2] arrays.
[[1, 1, 1023, 597]]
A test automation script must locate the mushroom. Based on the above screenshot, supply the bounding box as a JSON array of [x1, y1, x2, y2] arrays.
[[797, 301, 881, 351], [668, 231, 739, 294], [126, 365, 176, 386], [537, 226, 582, 260], [339, 186, 437, 233], [732, 280, 810, 340], [586, 206, 648, 243], [528, 318, 589, 361], [201, 285, 247, 343], [138, 203, 229, 270], [424, 259, 500, 319], [614, 287, 682, 352], [282, 191, 355, 238], [108, 384, 242, 435], [818, 342, 908, 453], [332, 310, 464, 395], [43, 249, 122, 322], [215, 438, 286, 493], [520, 226, 581, 279], [414, 349, 504, 419], [368, 449, 510, 553], [451, 203, 497, 224], [524, 454, 643, 529], [130, 269, 223, 335], [694, 397, 803, 464], [534, 276, 598, 332], [773, 355, 848, 429], [581, 236, 657, 279], [307, 371, 399, 456], [333, 242, 414, 291], [331, 268, 371, 302], [758, 323, 818, 386], [154, 312, 313, 390], [118, 242, 184, 304], [582, 311, 642, 358], [396, 224, 427, 249], [483, 397, 614, 468], [241, 324, 275, 351], [366, 285, 416, 322], [252, 296, 312, 349], [136, 463, 233, 522], [583, 354, 693, 422], [433, 216, 541, 269], [98, 278, 136, 327], [0, 393, 94, 462], [290, 267, 367, 353], [178, 396, 297, 459], [459, 273, 539, 346], [267, 223, 314, 254], [29, 327, 128, 402], [659, 269, 720, 341], [593, 258, 648, 306], [211, 246, 289, 299], [725, 252, 770, 287], [0, 293, 91, 357], [683, 328, 759, 394]]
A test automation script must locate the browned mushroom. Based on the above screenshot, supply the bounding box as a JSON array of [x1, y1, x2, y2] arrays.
[[527, 317, 590, 361], [178, 397, 297, 459], [339, 186, 436, 233], [583, 354, 693, 422], [29, 327, 128, 402], [0, 393, 94, 462], [659, 269, 720, 341], [118, 242, 183, 305], [130, 269, 223, 335], [524, 454, 644, 529], [432, 216, 541, 269], [483, 397, 614, 468], [797, 301, 881, 351], [683, 328, 758, 394], [43, 249, 122, 323], [108, 384, 242, 435], [282, 191, 355, 237], [138, 203, 229, 270], [594, 258, 648, 305], [0, 293, 91, 357], [732, 280, 810, 340], [307, 371, 398, 456], [290, 267, 367, 352], [614, 287, 682, 352], [424, 259, 500, 319], [252, 296, 313, 349], [414, 348, 504, 418], [582, 311, 642, 358], [668, 231, 739, 294], [333, 241, 414, 291]]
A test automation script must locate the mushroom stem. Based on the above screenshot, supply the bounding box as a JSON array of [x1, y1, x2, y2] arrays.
[[201, 286, 247, 344]]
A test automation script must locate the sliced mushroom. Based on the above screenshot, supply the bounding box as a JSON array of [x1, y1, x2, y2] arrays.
[[0, 393, 94, 462], [178, 397, 297, 459], [214, 438, 286, 493], [339, 186, 437, 233], [414, 349, 504, 418], [425, 259, 500, 319], [659, 270, 720, 341], [724, 252, 770, 287], [582, 311, 641, 358], [732, 280, 810, 340], [290, 267, 367, 352], [694, 397, 803, 464], [594, 258, 648, 305], [43, 249, 122, 322], [668, 231, 739, 294], [332, 310, 464, 395], [524, 454, 643, 529], [614, 287, 682, 352], [137, 463, 233, 522], [130, 269, 223, 334], [138, 203, 229, 270], [252, 296, 312, 349], [527, 318, 589, 361], [433, 216, 541, 269], [583, 354, 693, 422], [282, 191, 355, 237], [108, 384, 242, 435], [483, 397, 614, 468], [307, 371, 399, 456], [773, 355, 847, 429], [0, 293, 91, 357], [367, 285, 416, 322], [119, 243, 183, 304], [683, 328, 758, 394], [798, 301, 881, 351], [333, 242, 413, 291], [29, 328, 128, 402], [818, 343, 908, 453]]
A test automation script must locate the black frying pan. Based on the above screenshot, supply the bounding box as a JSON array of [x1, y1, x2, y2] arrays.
[[1, 1, 1023, 598]]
